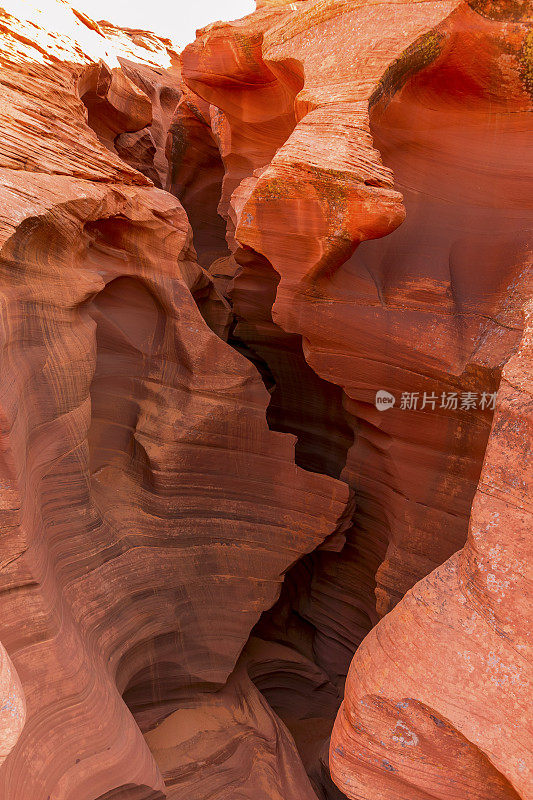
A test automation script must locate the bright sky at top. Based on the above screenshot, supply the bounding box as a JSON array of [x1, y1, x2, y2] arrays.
[[73, 0, 255, 49]]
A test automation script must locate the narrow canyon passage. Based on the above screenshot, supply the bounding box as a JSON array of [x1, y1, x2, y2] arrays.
[[166, 7, 531, 800], [0, 1, 530, 800]]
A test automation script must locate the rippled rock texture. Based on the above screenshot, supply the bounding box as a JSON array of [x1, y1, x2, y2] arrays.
[[0, 0, 531, 799], [0, 2, 348, 798]]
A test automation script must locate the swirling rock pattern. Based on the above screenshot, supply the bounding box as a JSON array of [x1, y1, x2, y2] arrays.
[[145, 638, 324, 800], [0, 3, 349, 798], [182, 0, 530, 614]]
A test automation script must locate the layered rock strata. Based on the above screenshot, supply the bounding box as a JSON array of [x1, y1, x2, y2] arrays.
[[0, 3, 349, 798]]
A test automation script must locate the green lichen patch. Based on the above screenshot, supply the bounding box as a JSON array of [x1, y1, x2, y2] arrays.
[[370, 29, 445, 109], [254, 176, 294, 202], [518, 29, 533, 96], [467, 0, 532, 22]]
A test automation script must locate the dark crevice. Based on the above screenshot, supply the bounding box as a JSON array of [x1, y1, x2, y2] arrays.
[[167, 98, 230, 269], [231, 248, 355, 480], [228, 320, 277, 393], [225, 250, 359, 800], [162, 85, 357, 800]]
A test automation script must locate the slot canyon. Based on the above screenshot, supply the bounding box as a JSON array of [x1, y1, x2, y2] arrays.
[[0, 0, 531, 798]]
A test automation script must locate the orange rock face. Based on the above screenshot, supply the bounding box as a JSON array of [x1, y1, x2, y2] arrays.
[[0, 0, 531, 799], [175, 0, 531, 797], [184, 0, 530, 612], [330, 305, 533, 799]]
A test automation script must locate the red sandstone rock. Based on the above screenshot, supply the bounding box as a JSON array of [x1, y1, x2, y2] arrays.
[[0, 3, 349, 798], [197, 0, 530, 613], [115, 128, 160, 185], [330, 302, 533, 799], [177, 0, 532, 795], [79, 60, 153, 150], [167, 89, 229, 268], [145, 639, 324, 800], [117, 53, 182, 188], [180, 0, 531, 626], [0, 0, 531, 798]]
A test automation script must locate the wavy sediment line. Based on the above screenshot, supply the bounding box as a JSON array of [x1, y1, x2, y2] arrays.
[[0, 5, 351, 798]]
